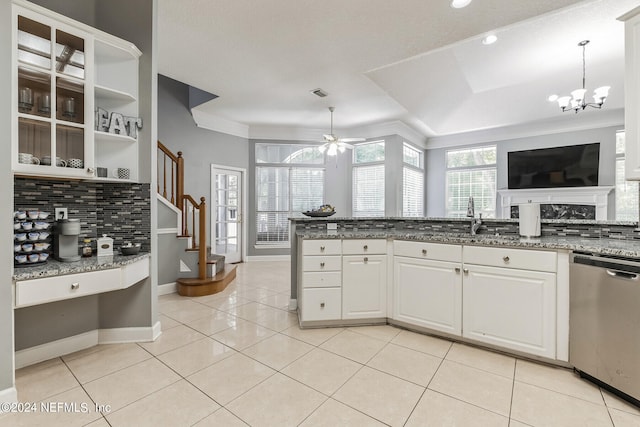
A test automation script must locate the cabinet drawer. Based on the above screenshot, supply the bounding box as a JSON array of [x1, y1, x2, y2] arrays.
[[302, 255, 341, 272], [342, 239, 386, 255], [394, 240, 462, 262], [301, 288, 341, 322], [463, 246, 557, 272], [302, 271, 341, 288], [15, 268, 122, 308], [302, 239, 342, 256]]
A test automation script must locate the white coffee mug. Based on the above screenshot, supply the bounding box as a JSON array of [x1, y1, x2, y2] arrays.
[[112, 168, 130, 179], [18, 153, 40, 165]]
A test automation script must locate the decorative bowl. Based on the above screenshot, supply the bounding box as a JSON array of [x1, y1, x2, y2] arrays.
[[302, 211, 336, 217], [121, 243, 141, 255]]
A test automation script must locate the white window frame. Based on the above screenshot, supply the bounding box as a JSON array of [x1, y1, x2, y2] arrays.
[[352, 140, 385, 217], [445, 145, 497, 218], [402, 142, 424, 217]]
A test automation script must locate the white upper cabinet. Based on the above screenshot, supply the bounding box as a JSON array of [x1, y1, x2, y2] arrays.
[[11, 1, 141, 182], [621, 7, 640, 180]]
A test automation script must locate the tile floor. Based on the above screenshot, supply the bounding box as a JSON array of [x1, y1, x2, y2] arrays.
[[3, 261, 640, 426]]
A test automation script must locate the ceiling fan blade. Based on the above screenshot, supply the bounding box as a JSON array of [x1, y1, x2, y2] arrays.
[[338, 137, 366, 143], [338, 142, 355, 149]]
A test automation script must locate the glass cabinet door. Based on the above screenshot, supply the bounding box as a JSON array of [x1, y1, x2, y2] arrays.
[[15, 10, 90, 175]]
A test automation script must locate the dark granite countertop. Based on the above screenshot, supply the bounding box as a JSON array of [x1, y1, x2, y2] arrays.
[[13, 253, 150, 281], [296, 230, 640, 258]]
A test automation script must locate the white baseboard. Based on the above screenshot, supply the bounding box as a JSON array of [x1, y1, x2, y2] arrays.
[[15, 323, 161, 369], [245, 255, 290, 262], [158, 282, 177, 295], [0, 386, 18, 404]]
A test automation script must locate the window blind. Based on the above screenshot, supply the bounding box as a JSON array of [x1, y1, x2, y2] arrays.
[[403, 167, 424, 217], [353, 164, 385, 217]]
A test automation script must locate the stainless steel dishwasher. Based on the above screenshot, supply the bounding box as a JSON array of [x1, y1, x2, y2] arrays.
[[570, 251, 640, 406]]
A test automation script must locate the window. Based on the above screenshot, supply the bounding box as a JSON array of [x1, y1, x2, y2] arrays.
[[615, 131, 639, 221], [353, 141, 385, 217], [445, 146, 496, 218], [403, 143, 424, 217], [255, 144, 324, 245]]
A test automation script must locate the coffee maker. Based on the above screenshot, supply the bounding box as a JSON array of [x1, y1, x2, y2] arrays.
[[54, 219, 81, 261]]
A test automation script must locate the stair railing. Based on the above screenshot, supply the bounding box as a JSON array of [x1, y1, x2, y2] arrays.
[[182, 195, 207, 280], [157, 140, 184, 210]]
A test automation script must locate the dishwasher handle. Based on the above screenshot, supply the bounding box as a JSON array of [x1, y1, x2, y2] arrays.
[[606, 269, 639, 280]]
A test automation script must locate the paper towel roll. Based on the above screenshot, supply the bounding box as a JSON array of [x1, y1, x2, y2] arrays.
[[519, 203, 540, 237]]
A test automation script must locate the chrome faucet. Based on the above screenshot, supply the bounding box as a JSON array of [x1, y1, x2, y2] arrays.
[[467, 196, 483, 235]]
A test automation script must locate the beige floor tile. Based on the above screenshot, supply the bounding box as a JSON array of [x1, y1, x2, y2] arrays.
[[15, 358, 79, 402], [187, 353, 275, 405], [610, 408, 640, 427], [83, 358, 181, 412], [348, 324, 401, 342], [84, 418, 111, 427], [158, 314, 181, 330], [511, 381, 613, 427], [507, 421, 532, 427], [162, 303, 217, 324], [193, 408, 249, 426], [602, 389, 640, 416], [300, 398, 387, 427], [390, 329, 452, 358], [158, 298, 202, 314], [515, 359, 604, 404], [367, 343, 441, 386], [333, 366, 424, 426], [157, 337, 235, 376], [138, 324, 206, 355], [253, 309, 299, 332], [320, 330, 387, 364], [406, 389, 509, 427], [201, 295, 251, 311], [281, 325, 343, 346], [210, 318, 276, 350], [234, 287, 279, 301], [445, 342, 515, 379], [63, 343, 151, 384], [184, 310, 238, 335], [2, 386, 101, 427], [241, 333, 313, 370], [258, 292, 292, 310], [106, 380, 219, 427], [226, 373, 326, 427], [428, 360, 513, 416], [225, 301, 273, 322], [281, 348, 362, 395]]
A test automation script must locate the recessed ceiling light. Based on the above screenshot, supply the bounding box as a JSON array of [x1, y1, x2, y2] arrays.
[[482, 34, 498, 45], [451, 0, 472, 8], [548, 94, 559, 102]]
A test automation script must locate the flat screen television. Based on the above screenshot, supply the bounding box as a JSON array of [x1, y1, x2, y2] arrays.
[[507, 143, 600, 189]]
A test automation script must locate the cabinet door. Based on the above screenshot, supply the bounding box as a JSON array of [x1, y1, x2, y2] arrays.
[[342, 255, 386, 320], [301, 288, 341, 322], [393, 257, 462, 335], [462, 264, 556, 358], [624, 10, 640, 180]]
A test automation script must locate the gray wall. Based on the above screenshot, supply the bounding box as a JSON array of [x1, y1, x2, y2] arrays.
[[1, 0, 14, 396], [426, 125, 621, 218]]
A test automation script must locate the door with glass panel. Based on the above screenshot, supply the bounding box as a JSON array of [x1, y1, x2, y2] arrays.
[[211, 167, 243, 263]]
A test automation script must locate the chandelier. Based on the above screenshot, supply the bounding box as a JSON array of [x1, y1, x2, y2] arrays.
[[554, 40, 610, 113]]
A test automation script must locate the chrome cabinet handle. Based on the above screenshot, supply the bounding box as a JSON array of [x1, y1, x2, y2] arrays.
[[86, 167, 95, 175], [320, 302, 325, 308], [70, 282, 80, 290], [364, 257, 368, 263], [422, 249, 427, 255], [363, 245, 368, 251], [503, 256, 510, 263], [320, 262, 325, 268], [463, 269, 469, 274], [320, 246, 325, 252], [455, 267, 461, 273]]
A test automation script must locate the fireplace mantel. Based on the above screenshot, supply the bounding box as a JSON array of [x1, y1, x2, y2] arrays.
[[497, 186, 614, 220]]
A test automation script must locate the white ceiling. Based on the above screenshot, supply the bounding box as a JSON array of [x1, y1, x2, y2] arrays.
[[158, 0, 639, 146]]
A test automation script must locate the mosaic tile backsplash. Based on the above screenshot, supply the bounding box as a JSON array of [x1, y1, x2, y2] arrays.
[[15, 178, 151, 252]]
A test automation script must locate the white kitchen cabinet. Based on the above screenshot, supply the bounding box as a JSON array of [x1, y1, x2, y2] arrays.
[[462, 246, 557, 359], [11, 1, 140, 181], [342, 239, 387, 320], [621, 6, 640, 180], [300, 239, 342, 322], [394, 256, 462, 335]]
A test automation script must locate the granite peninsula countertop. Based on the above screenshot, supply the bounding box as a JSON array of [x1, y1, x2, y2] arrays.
[[296, 230, 640, 258], [13, 253, 150, 281]]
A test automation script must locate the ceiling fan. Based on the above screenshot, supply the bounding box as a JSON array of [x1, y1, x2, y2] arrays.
[[318, 107, 366, 155]]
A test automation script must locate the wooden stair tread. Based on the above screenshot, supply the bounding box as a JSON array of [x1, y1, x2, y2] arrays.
[[177, 264, 237, 297]]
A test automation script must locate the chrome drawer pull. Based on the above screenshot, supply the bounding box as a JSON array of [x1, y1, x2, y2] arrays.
[[422, 249, 427, 255], [320, 302, 325, 308], [363, 245, 368, 251], [455, 267, 461, 273], [320, 246, 325, 252], [364, 257, 368, 263], [463, 269, 469, 275], [320, 262, 325, 268], [503, 256, 510, 263], [70, 282, 80, 290]]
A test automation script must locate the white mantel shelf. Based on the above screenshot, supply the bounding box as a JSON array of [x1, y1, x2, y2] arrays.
[[498, 186, 615, 220]]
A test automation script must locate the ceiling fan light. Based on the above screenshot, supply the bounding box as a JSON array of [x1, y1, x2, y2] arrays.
[[338, 145, 346, 153], [557, 96, 571, 109], [318, 144, 326, 153], [327, 144, 338, 156], [451, 0, 472, 8]]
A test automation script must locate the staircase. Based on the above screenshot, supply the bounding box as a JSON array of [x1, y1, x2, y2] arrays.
[[157, 141, 236, 296]]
